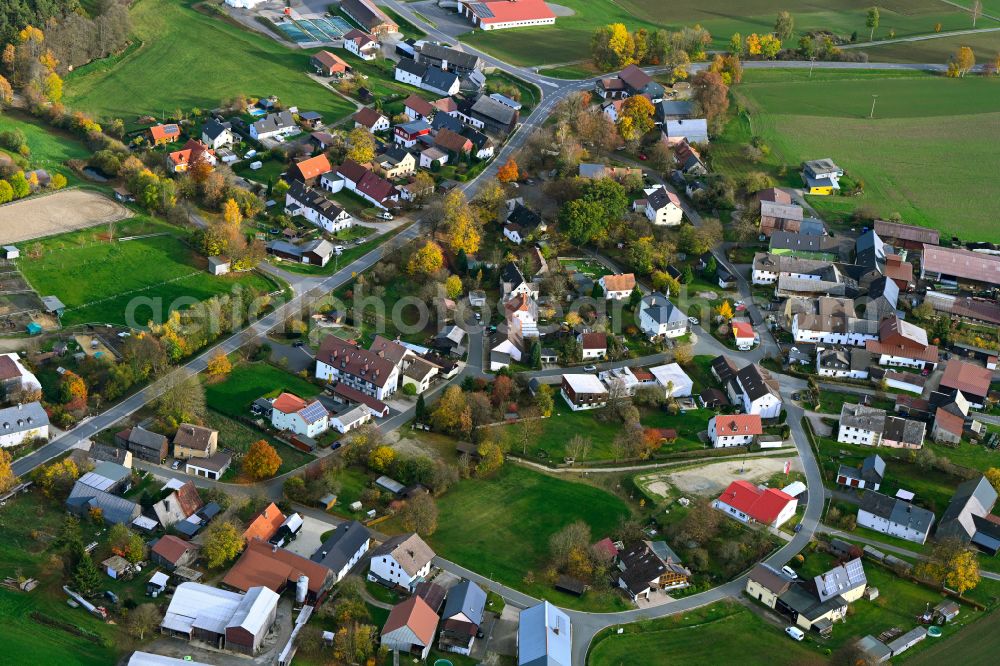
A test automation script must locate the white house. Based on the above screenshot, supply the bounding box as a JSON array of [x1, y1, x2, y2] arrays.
[[729, 364, 782, 419], [639, 292, 688, 338], [817, 347, 871, 379], [577, 332, 607, 360], [0, 352, 42, 395], [649, 363, 693, 398], [0, 401, 49, 448], [708, 414, 762, 448], [857, 491, 934, 544], [270, 392, 329, 439], [249, 111, 296, 141], [316, 336, 401, 401], [561, 374, 608, 411], [792, 314, 879, 347], [343, 29, 379, 61], [504, 293, 539, 339], [200, 119, 235, 150], [368, 533, 435, 592], [353, 107, 390, 133], [837, 404, 885, 446], [598, 273, 636, 300], [285, 183, 354, 234], [641, 186, 683, 226], [329, 404, 372, 434]]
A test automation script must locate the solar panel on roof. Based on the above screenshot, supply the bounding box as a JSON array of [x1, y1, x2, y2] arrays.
[[299, 401, 328, 423], [846, 558, 865, 584]]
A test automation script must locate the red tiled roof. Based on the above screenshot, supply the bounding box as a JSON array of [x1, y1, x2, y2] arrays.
[[935, 407, 965, 436], [713, 414, 763, 436], [149, 124, 180, 142], [242, 502, 286, 543], [404, 94, 435, 117], [382, 596, 439, 646], [318, 335, 398, 389], [152, 534, 196, 564], [593, 537, 618, 560], [922, 245, 1000, 284], [601, 273, 636, 293], [732, 321, 755, 339], [884, 254, 914, 284], [337, 158, 370, 184], [273, 392, 309, 414], [0, 356, 21, 381], [432, 97, 457, 113], [343, 28, 376, 47], [357, 170, 397, 203], [168, 139, 213, 167], [313, 50, 348, 72], [434, 127, 472, 154], [291, 154, 332, 181], [940, 359, 993, 397], [717, 480, 795, 524], [223, 538, 331, 597], [618, 64, 652, 90], [755, 187, 792, 205], [865, 340, 939, 363], [353, 106, 386, 129], [331, 382, 389, 417], [579, 332, 607, 350], [173, 481, 204, 517]]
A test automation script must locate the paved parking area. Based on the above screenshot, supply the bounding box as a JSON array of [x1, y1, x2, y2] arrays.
[[284, 514, 329, 558]]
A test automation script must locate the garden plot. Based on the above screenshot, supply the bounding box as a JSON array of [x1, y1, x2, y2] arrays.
[[0, 190, 129, 244]]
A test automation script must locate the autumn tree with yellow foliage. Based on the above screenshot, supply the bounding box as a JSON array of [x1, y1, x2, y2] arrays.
[[716, 300, 735, 321], [617, 95, 656, 142], [206, 351, 232, 378], [497, 159, 519, 183], [407, 240, 444, 275], [242, 440, 282, 480], [916, 537, 980, 594]]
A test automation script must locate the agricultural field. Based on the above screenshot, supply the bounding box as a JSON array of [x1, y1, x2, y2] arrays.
[[861, 30, 1000, 62], [587, 602, 826, 666], [714, 69, 1000, 239], [0, 113, 91, 186], [16, 217, 276, 327], [65, 0, 355, 125], [459, 0, 989, 67], [424, 465, 631, 611]]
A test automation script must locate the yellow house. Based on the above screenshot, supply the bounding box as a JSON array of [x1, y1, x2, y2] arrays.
[[745, 563, 792, 608], [173, 423, 218, 459], [802, 158, 843, 196]]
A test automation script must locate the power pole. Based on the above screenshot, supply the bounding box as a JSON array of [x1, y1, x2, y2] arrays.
[[869, 94, 879, 119]]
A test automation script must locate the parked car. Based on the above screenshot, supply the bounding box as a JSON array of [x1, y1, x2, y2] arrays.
[[785, 626, 805, 641], [378, 212, 394, 220], [688, 316, 699, 325], [292, 341, 305, 348], [334, 245, 344, 255], [170, 460, 181, 470], [583, 365, 597, 372], [782, 565, 798, 579]]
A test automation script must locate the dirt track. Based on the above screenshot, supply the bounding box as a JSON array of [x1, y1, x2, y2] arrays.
[[0, 189, 130, 244], [641, 456, 803, 499]]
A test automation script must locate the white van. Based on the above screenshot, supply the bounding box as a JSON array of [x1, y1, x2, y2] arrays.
[[785, 626, 805, 641], [782, 565, 798, 579]]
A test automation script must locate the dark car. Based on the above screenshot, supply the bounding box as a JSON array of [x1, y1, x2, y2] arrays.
[[292, 341, 305, 348]]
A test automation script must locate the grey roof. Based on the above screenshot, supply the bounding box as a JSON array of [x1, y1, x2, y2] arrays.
[[228, 586, 280, 637], [803, 158, 843, 176], [489, 92, 522, 110], [657, 100, 694, 118], [938, 475, 998, 541], [863, 454, 886, 481], [578, 163, 604, 178], [856, 229, 888, 268], [201, 118, 230, 141], [760, 201, 804, 222], [41, 295, 65, 312], [128, 425, 168, 451], [640, 292, 686, 326], [432, 112, 465, 133], [0, 401, 49, 435], [128, 652, 212, 666], [422, 66, 460, 93], [252, 110, 295, 135], [311, 520, 372, 571], [769, 231, 837, 254], [441, 580, 487, 626], [882, 415, 925, 446], [840, 403, 886, 433], [396, 58, 425, 77], [67, 480, 140, 524], [418, 42, 482, 71], [302, 238, 335, 260], [518, 601, 571, 666], [814, 558, 866, 602], [859, 491, 935, 536], [748, 563, 793, 595], [471, 94, 517, 126], [735, 363, 780, 402]]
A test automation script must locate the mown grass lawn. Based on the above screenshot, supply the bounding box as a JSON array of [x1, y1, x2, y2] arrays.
[[588, 601, 826, 666], [0, 112, 91, 185], [17, 217, 275, 327], [203, 409, 314, 477], [718, 69, 1000, 239], [204, 361, 320, 419], [419, 465, 631, 611], [65, 0, 355, 125]]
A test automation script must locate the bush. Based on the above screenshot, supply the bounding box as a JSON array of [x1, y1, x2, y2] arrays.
[[402, 383, 417, 396]]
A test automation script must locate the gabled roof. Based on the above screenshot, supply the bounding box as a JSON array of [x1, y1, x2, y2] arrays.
[[938, 475, 998, 541], [618, 64, 653, 91], [149, 124, 180, 141], [382, 595, 438, 646], [600, 273, 635, 292], [292, 153, 333, 180], [341, 0, 397, 31], [311, 520, 371, 571], [403, 94, 435, 117], [640, 292, 685, 326], [353, 107, 387, 129], [466, 0, 555, 24], [441, 579, 487, 626], [173, 424, 216, 452], [940, 359, 992, 398], [859, 491, 935, 535], [717, 480, 795, 524], [434, 127, 472, 153], [749, 563, 793, 595], [814, 558, 866, 602], [201, 118, 231, 141], [921, 244, 1000, 283], [317, 335, 398, 389], [470, 94, 517, 125], [343, 28, 377, 48], [518, 601, 571, 666], [242, 502, 286, 543], [711, 355, 738, 384], [578, 332, 607, 351], [735, 364, 780, 402], [223, 538, 331, 598], [874, 219, 939, 245], [370, 533, 435, 577], [152, 534, 197, 564], [418, 42, 482, 71], [644, 185, 680, 211], [712, 414, 763, 436], [312, 50, 348, 71]]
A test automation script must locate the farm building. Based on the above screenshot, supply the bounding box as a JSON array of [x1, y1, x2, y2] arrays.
[[160, 582, 279, 655]]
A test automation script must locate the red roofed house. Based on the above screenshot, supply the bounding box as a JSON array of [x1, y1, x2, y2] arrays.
[[457, 0, 556, 31], [713, 480, 797, 528], [167, 139, 216, 173], [732, 321, 757, 350], [149, 123, 181, 146], [432, 97, 458, 115], [884, 254, 914, 291], [940, 359, 993, 408], [865, 315, 938, 370], [577, 332, 607, 360], [342, 28, 380, 60], [270, 392, 329, 438], [151, 534, 198, 569], [310, 50, 350, 77], [708, 414, 763, 448], [223, 538, 334, 604], [598, 273, 636, 300], [316, 335, 401, 401], [403, 94, 435, 121], [434, 128, 473, 156], [593, 537, 619, 561], [353, 107, 390, 133], [381, 595, 439, 660], [287, 153, 333, 185], [242, 502, 286, 544]]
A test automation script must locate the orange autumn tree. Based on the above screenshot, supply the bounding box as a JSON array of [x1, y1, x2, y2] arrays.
[[497, 159, 519, 183], [60, 371, 87, 411], [242, 440, 282, 480], [206, 351, 232, 378]]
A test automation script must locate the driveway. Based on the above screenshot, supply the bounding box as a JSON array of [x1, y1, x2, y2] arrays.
[[284, 514, 329, 558], [269, 340, 315, 373]]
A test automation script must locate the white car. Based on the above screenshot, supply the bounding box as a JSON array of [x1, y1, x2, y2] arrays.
[[688, 316, 699, 325], [785, 626, 805, 641], [583, 365, 597, 372], [378, 212, 394, 221], [334, 245, 344, 255], [782, 565, 798, 579]]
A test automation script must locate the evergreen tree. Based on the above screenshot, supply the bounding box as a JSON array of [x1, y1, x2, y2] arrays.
[[456, 248, 468, 275], [629, 286, 643, 308], [72, 554, 101, 596], [682, 265, 694, 284], [415, 394, 427, 424], [591, 282, 604, 299], [703, 255, 717, 277], [531, 340, 542, 369]]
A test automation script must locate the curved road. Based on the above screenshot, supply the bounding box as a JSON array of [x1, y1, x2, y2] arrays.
[[10, 6, 964, 659]]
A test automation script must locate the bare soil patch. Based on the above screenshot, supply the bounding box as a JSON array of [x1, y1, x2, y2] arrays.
[[640, 456, 802, 499], [0, 190, 130, 244]]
